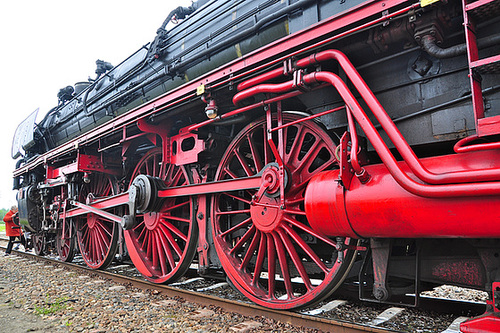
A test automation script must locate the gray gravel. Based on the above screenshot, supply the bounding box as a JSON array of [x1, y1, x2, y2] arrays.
[[0, 253, 321, 333]]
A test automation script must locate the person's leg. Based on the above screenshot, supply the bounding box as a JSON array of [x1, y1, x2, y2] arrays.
[[20, 234, 26, 248], [5, 237, 16, 254]]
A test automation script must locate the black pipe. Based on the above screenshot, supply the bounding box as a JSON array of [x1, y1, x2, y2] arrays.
[[421, 33, 500, 59], [13, 159, 24, 190]]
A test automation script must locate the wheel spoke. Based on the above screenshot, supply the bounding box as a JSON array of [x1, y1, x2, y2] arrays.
[[229, 225, 256, 255], [219, 217, 252, 238], [293, 140, 321, 173], [252, 233, 267, 286], [235, 148, 253, 177], [272, 232, 294, 299], [159, 223, 183, 258], [154, 231, 169, 276], [283, 215, 337, 248], [240, 230, 261, 270], [267, 232, 276, 299], [281, 222, 329, 274], [223, 167, 239, 179], [221, 192, 252, 205], [277, 227, 312, 290], [247, 133, 263, 172], [285, 125, 305, 163], [162, 200, 190, 213], [161, 220, 188, 243]]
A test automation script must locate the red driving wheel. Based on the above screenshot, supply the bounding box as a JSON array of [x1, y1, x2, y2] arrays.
[[124, 148, 198, 283], [76, 173, 119, 269], [56, 217, 75, 262], [212, 113, 359, 309]]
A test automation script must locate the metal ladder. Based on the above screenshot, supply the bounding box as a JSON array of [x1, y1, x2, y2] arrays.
[[462, 0, 500, 136]]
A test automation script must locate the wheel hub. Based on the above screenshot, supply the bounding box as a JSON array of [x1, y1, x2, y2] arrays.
[[250, 196, 283, 232], [87, 213, 97, 229], [143, 211, 161, 230]]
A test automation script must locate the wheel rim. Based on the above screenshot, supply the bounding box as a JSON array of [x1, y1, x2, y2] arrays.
[[56, 219, 75, 262], [33, 233, 45, 256], [124, 148, 198, 283], [76, 173, 119, 269], [212, 114, 357, 309]]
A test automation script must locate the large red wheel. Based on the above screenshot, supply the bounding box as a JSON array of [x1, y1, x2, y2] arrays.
[[56, 218, 75, 262], [212, 113, 358, 309], [76, 173, 119, 269], [124, 148, 198, 284]]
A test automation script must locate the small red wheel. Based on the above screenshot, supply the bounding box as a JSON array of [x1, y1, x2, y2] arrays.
[[56, 218, 75, 262], [76, 173, 119, 269], [124, 148, 198, 284], [212, 114, 358, 309], [32, 233, 46, 256]]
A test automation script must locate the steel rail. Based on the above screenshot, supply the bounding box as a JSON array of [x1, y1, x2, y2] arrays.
[[5, 249, 391, 333]]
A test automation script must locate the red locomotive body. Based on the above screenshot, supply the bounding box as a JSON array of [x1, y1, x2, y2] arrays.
[[12, 0, 500, 331]]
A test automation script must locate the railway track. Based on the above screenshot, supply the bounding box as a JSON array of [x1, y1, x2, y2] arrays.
[[0, 237, 485, 333]]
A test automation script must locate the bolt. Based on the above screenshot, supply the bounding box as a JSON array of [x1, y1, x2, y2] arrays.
[[197, 212, 204, 220]]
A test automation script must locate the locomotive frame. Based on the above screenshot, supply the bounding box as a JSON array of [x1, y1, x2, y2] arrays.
[[12, 0, 500, 331]]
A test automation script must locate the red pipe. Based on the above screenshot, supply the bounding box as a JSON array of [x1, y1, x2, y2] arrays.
[[235, 70, 500, 197], [304, 71, 500, 197], [454, 134, 500, 153], [237, 49, 500, 185], [233, 81, 297, 106]]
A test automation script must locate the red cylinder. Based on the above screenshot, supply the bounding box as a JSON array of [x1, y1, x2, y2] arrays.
[[305, 150, 500, 238]]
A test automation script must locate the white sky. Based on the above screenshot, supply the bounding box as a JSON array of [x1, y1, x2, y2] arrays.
[[0, 0, 192, 209]]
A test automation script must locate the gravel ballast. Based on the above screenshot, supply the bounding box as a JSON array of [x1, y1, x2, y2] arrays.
[[0, 253, 320, 333]]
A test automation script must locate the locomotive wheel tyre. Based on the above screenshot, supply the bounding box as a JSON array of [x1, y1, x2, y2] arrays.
[[124, 147, 198, 284], [56, 218, 75, 262], [211, 113, 359, 309], [33, 233, 46, 256], [76, 173, 119, 270]]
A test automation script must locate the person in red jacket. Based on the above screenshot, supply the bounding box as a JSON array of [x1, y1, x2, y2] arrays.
[[3, 205, 26, 255]]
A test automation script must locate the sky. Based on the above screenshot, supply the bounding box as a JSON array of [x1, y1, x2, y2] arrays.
[[0, 0, 192, 209]]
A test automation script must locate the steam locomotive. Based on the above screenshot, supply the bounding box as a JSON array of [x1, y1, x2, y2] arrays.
[[11, 0, 500, 330]]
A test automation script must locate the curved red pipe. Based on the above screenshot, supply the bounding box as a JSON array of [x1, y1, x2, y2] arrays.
[[237, 49, 500, 185], [454, 134, 500, 153], [304, 71, 500, 198]]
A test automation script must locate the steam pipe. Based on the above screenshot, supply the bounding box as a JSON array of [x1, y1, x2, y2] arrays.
[[234, 71, 500, 197], [237, 49, 500, 185], [421, 33, 500, 59], [303, 71, 500, 198]]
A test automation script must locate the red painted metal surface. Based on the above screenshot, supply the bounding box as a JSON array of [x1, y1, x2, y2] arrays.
[[454, 134, 500, 153], [63, 192, 129, 219], [170, 132, 205, 166], [461, 311, 500, 333], [45, 153, 119, 184], [305, 150, 500, 238], [234, 66, 500, 197]]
